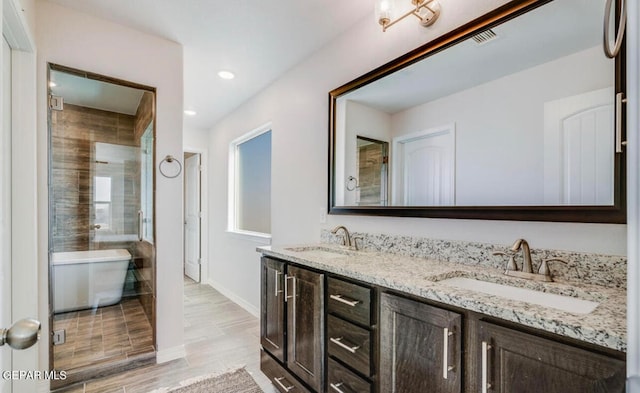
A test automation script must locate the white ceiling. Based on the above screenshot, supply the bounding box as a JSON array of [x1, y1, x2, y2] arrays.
[[50, 69, 145, 115], [343, 0, 607, 113], [44, 0, 373, 130]]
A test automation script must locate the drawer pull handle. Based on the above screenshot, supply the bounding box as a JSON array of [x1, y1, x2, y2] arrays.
[[443, 327, 454, 379], [274, 376, 295, 392], [330, 294, 361, 307], [330, 337, 360, 353], [330, 382, 346, 393], [482, 341, 492, 393]]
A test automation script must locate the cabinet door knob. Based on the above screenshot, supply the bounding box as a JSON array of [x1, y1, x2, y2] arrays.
[[329, 382, 346, 393]]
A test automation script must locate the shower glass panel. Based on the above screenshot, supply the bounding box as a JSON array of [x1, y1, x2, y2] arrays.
[[141, 122, 154, 243], [48, 65, 156, 384]]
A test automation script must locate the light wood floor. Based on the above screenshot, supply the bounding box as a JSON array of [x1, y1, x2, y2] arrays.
[[54, 278, 277, 393]]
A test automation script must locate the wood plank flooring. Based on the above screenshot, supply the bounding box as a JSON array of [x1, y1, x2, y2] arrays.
[[54, 278, 277, 393], [53, 298, 154, 370]]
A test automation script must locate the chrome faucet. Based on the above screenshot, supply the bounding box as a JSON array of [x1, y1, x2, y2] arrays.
[[331, 225, 352, 247], [510, 238, 533, 273]]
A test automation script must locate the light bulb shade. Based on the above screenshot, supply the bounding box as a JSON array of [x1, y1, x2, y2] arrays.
[[376, 0, 394, 26]]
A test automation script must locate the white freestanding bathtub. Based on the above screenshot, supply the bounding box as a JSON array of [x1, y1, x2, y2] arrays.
[[52, 249, 131, 314]]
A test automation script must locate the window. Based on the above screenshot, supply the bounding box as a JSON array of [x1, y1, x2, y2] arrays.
[[228, 124, 272, 236], [94, 176, 112, 230]]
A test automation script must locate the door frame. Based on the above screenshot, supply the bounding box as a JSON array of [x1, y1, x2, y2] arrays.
[[183, 147, 208, 284], [2, 1, 39, 392], [391, 123, 456, 206]]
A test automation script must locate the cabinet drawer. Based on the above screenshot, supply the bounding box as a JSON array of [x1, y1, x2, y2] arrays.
[[328, 315, 371, 377], [327, 358, 372, 393], [327, 277, 371, 326], [260, 350, 311, 393]]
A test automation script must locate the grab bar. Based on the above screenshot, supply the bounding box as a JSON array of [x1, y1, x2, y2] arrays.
[[138, 210, 143, 241]]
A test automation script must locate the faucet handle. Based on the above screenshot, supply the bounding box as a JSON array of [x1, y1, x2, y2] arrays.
[[352, 236, 364, 251], [538, 258, 568, 278], [492, 251, 518, 271]]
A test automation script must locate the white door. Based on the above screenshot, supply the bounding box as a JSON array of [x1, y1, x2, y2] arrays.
[[184, 154, 201, 282], [562, 106, 614, 204], [392, 124, 455, 206], [1, 35, 13, 393], [543, 88, 614, 205]]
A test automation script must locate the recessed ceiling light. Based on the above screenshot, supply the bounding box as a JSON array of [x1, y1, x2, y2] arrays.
[[217, 70, 235, 80], [184, 110, 197, 116], [49, 81, 57, 87]]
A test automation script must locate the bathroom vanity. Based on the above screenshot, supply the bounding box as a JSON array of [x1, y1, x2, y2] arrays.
[[258, 244, 626, 393]]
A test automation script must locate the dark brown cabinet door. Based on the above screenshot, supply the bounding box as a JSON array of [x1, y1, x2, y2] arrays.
[[478, 321, 626, 393], [380, 293, 462, 393], [287, 265, 324, 392], [260, 257, 285, 362]]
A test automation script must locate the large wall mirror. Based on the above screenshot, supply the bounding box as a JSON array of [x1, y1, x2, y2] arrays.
[[329, 0, 626, 223]]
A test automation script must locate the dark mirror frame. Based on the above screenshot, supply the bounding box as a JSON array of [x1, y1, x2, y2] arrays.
[[328, 0, 626, 223]]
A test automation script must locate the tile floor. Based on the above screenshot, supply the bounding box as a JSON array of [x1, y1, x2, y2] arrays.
[[53, 298, 154, 371], [54, 278, 276, 393]]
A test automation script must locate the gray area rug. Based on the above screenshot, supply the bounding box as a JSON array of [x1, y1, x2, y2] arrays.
[[150, 367, 264, 393]]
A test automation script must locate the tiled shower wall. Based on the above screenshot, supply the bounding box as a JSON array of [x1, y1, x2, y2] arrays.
[[51, 104, 139, 252]]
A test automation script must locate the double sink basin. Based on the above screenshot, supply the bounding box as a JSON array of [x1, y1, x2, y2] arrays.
[[284, 245, 602, 315]]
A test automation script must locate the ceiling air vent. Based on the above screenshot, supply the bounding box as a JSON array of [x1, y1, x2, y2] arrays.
[[472, 29, 498, 45]]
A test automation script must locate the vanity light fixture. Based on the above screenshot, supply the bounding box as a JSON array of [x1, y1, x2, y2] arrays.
[[184, 110, 197, 116], [217, 70, 235, 80], [376, 0, 441, 32], [49, 81, 57, 87]]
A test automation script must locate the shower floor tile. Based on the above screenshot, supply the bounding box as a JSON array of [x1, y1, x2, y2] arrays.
[[52, 297, 154, 371]]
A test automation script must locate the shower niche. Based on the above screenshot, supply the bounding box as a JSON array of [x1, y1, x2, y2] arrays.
[[47, 64, 156, 386]]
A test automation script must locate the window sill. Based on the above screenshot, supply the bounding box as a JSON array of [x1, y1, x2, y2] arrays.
[[226, 230, 272, 245]]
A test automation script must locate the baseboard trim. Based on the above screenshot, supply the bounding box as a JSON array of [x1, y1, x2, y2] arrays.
[[156, 345, 186, 364], [206, 279, 260, 318]]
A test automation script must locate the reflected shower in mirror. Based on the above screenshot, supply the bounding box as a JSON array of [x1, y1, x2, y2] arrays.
[[346, 136, 389, 206]]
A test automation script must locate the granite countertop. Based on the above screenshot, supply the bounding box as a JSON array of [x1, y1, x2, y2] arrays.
[[258, 244, 627, 352]]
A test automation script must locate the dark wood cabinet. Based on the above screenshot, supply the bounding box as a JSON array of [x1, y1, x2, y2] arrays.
[[477, 321, 626, 393], [326, 276, 375, 393], [261, 255, 626, 393], [260, 257, 324, 393], [287, 265, 325, 392], [380, 293, 462, 393], [261, 258, 285, 362]]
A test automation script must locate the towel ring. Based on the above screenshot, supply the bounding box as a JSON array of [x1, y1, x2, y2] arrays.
[[346, 176, 359, 191], [603, 0, 626, 58], [159, 155, 182, 178]]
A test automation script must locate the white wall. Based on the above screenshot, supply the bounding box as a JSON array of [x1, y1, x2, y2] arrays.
[[626, 0, 640, 388], [391, 45, 612, 205], [205, 0, 627, 316], [35, 1, 185, 366]]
